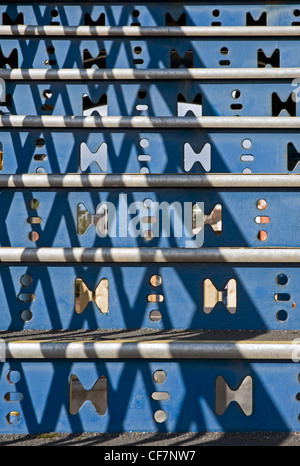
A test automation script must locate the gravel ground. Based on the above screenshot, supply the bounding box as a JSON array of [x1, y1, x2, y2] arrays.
[[0, 432, 299, 446], [2, 328, 300, 342]]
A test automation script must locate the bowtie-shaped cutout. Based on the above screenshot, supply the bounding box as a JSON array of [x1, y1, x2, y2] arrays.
[[69, 375, 107, 415], [80, 142, 107, 172], [177, 93, 202, 117], [192, 203, 222, 235], [215, 376, 253, 416], [184, 142, 211, 172], [272, 92, 296, 117], [82, 93, 107, 117], [203, 278, 237, 314], [77, 203, 109, 236], [83, 48, 106, 69], [74, 278, 108, 314], [0, 47, 18, 68]]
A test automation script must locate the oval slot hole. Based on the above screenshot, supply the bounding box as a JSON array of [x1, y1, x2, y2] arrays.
[[27, 217, 42, 224], [274, 293, 291, 301], [151, 392, 169, 401], [33, 154, 47, 161], [136, 104, 148, 111], [142, 216, 156, 224], [18, 293, 35, 302], [240, 155, 254, 162], [4, 392, 24, 402], [230, 103, 243, 110], [137, 154, 151, 162], [255, 216, 269, 224], [41, 104, 54, 111], [147, 294, 164, 303]]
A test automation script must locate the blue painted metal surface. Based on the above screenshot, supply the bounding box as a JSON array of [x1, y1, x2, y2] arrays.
[[1, 1, 300, 435], [2, 128, 300, 174], [0, 359, 299, 433], [0, 188, 297, 247], [0, 3, 299, 28], [0, 264, 299, 331], [1, 37, 300, 69], [1, 81, 296, 117]]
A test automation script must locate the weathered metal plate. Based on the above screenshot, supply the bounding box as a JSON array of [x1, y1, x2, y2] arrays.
[[0, 187, 296, 247], [0, 3, 298, 28], [1, 36, 300, 69], [0, 357, 299, 433], [1, 127, 300, 174], [1, 263, 300, 331]]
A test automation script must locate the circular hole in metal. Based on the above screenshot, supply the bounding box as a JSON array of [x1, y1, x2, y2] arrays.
[[28, 198, 39, 210], [256, 199, 267, 210], [296, 393, 300, 401], [7, 411, 21, 425], [35, 138, 45, 148], [231, 89, 241, 99], [43, 89, 52, 99], [153, 370, 166, 384], [257, 230, 268, 241], [134, 46, 142, 55], [154, 410, 167, 423], [28, 231, 39, 242], [51, 9, 59, 17], [139, 167, 149, 174], [220, 47, 228, 55], [150, 275, 162, 287], [276, 273, 288, 286], [20, 274, 33, 287], [138, 89, 147, 99], [7, 370, 21, 384], [139, 138, 149, 148], [212, 9, 220, 17], [242, 138, 252, 149], [20, 309, 33, 322], [132, 9, 140, 17], [294, 9, 300, 17], [143, 230, 153, 241], [276, 310, 288, 322], [46, 46, 55, 55], [144, 199, 153, 209], [149, 310, 162, 322]]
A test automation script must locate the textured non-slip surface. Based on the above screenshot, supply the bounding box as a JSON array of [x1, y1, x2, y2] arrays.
[[0, 431, 299, 447]]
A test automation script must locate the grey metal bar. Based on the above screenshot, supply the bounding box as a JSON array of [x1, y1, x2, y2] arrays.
[[1, 115, 300, 128], [1, 68, 300, 81], [0, 247, 299, 263], [4, 340, 300, 360], [1, 25, 300, 37], [1, 173, 300, 188]]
